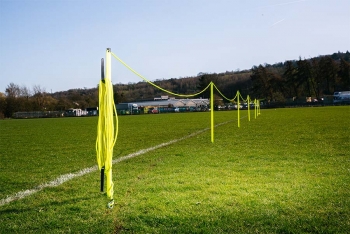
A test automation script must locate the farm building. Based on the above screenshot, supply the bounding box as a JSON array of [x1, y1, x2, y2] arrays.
[[116, 97, 209, 114]]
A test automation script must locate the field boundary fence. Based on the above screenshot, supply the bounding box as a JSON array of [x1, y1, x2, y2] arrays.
[[97, 48, 261, 207], [110, 50, 261, 142], [13, 111, 65, 119]]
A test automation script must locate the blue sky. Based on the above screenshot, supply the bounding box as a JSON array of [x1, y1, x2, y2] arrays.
[[0, 0, 349, 93]]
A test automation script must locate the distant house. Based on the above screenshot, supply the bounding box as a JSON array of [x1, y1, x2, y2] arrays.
[[64, 108, 87, 117]]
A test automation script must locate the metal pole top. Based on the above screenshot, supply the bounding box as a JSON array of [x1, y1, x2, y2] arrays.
[[101, 58, 105, 82]]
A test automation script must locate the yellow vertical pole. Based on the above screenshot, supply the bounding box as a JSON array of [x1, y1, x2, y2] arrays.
[[100, 58, 105, 193], [105, 48, 114, 208], [210, 82, 214, 143], [247, 95, 250, 122], [237, 91, 240, 128], [254, 99, 257, 119]]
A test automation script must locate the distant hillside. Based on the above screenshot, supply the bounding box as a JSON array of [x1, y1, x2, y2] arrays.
[[1, 51, 349, 118], [112, 70, 252, 103]]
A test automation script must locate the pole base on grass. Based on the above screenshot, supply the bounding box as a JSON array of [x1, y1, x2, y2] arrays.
[[107, 199, 114, 209], [100, 167, 105, 192]]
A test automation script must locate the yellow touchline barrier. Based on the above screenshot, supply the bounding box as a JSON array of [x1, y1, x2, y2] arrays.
[[96, 48, 261, 207], [110, 50, 261, 141]]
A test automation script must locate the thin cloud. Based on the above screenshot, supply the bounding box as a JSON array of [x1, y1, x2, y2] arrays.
[[270, 18, 286, 28]]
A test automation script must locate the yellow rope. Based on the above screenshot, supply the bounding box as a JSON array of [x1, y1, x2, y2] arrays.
[[110, 52, 259, 110], [238, 92, 248, 103], [109, 51, 260, 146], [213, 83, 238, 102], [96, 78, 118, 201], [111, 52, 211, 97], [110, 52, 256, 106]]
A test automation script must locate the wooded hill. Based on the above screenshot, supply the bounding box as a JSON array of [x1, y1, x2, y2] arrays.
[[1, 51, 349, 118]]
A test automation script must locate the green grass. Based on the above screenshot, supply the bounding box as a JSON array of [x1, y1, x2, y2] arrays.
[[0, 107, 349, 233]]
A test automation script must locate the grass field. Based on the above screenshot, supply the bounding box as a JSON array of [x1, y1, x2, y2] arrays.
[[0, 106, 349, 233]]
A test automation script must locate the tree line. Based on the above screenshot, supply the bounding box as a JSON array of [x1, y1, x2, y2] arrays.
[[1, 51, 349, 118], [250, 52, 350, 103]]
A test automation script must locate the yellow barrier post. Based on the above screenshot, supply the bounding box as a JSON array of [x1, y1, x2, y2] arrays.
[[237, 91, 240, 128], [247, 95, 251, 121], [210, 82, 214, 143], [100, 58, 105, 193], [106, 48, 114, 208], [254, 99, 257, 119], [96, 48, 116, 209]]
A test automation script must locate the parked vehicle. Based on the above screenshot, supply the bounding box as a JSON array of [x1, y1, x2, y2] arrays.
[[333, 91, 350, 104], [234, 104, 243, 109], [116, 103, 139, 115], [148, 108, 159, 114]]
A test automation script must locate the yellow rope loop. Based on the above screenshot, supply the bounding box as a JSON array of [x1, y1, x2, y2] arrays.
[[239, 92, 248, 103], [212, 83, 233, 102], [212, 83, 242, 104], [111, 52, 211, 97]]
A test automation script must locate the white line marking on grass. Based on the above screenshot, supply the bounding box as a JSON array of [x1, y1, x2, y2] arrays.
[[0, 166, 99, 207], [0, 120, 233, 207]]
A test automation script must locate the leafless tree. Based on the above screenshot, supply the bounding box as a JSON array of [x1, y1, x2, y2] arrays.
[[5, 83, 21, 98]]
